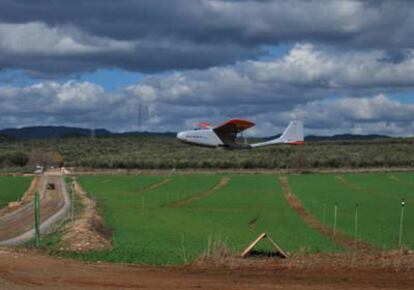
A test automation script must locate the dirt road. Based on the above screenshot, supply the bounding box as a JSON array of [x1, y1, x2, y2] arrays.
[[0, 249, 413, 290], [0, 172, 70, 246]]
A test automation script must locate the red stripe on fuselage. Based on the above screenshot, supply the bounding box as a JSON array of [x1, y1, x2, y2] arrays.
[[288, 141, 305, 145]]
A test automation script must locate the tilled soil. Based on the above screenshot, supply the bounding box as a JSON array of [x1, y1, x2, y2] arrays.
[[0, 249, 413, 290]]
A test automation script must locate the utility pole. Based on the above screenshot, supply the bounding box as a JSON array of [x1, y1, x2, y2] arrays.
[[137, 101, 142, 133], [91, 122, 96, 140]]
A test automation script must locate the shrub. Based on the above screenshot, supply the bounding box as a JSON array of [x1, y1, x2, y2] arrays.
[[1, 152, 30, 167]]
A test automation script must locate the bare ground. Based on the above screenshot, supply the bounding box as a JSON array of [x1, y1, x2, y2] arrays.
[[0, 248, 414, 290], [56, 178, 111, 252]]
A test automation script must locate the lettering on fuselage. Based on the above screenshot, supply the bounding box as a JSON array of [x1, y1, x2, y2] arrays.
[[187, 135, 206, 139], [177, 129, 223, 147]]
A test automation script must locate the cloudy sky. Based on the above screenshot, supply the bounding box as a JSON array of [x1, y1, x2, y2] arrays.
[[1, 0, 414, 136]]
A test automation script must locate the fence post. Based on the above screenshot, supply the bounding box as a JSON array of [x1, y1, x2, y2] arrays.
[[34, 191, 40, 247], [354, 203, 359, 250], [71, 181, 75, 221], [398, 198, 406, 248], [333, 203, 338, 237]]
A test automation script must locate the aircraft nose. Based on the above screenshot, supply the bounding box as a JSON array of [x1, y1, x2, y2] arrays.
[[177, 132, 185, 140]]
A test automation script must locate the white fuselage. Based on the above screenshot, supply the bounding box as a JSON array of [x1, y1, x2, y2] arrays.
[[177, 129, 224, 147]]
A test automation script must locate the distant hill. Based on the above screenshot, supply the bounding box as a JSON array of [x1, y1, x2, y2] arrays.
[[305, 134, 391, 141], [0, 125, 393, 141], [117, 131, 176, 138], [0, 126, 112, 140], [0, 126, 176, 140]]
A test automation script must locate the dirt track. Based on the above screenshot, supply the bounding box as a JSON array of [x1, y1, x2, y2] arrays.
[[0, 173, 69, 245], [0, 249, 413, 290], [164, 177, 229, 208], [279, 176, 375, 251]]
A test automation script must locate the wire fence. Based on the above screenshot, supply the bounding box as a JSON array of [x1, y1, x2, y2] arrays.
[[69, 189, 413, 254]]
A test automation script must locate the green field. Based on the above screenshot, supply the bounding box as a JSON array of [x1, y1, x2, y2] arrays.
[[0, 176, 32, 208], [289, 172, 414, 250], [76, 174, 337, 265], [73, 172, 414, 265]]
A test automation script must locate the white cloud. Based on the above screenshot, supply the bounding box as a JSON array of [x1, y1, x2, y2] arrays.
[[2, 1, 414, 74], [246, 44, 414, 88], [281, 94, 414, 136], [127, 44, 414, 110], [0, 22, 134, 55], [0, 81, 122, 127], [203, 0, 369, 35], [1, 80, 414, 136], [55, 81, 104, 104], [123, 42, 414, 136], [1, 43, 414, 136]]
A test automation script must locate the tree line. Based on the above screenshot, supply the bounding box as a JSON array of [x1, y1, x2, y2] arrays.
[[0, 136, 413, 170]]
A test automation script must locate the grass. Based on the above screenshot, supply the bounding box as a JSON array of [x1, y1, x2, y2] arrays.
[[0, 176, 32, 208], [73, 174, 337, 265], [186, 175, 337, 253], [288, 172, 414, 250]]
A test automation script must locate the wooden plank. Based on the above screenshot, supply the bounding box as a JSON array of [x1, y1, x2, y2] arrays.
[[241, 232, 267, 258], [241, 232, 288, 259], [267, 235, 288, 258]]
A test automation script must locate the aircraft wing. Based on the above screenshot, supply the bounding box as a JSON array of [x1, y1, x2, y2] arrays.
[[213, 119, 255, 145]]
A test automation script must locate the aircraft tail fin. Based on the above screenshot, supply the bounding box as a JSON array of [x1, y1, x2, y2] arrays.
[[250, 121, 304, 148], [279, 121, 304, 144]]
